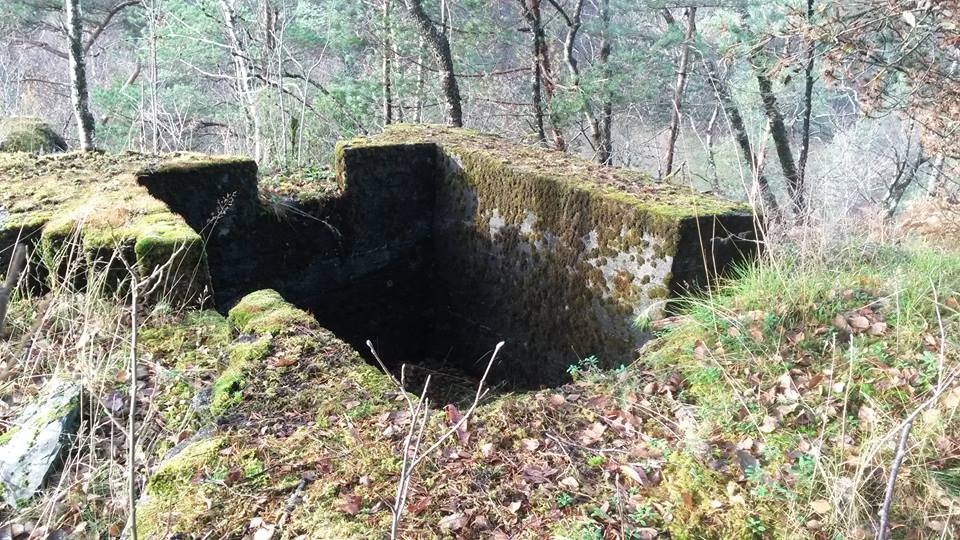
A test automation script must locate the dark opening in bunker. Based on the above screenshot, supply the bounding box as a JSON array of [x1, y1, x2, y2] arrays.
[[138, 129, 759, 389]]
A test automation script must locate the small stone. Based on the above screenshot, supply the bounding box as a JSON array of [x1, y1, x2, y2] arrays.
[[0, 378, 81, 506], [848, 315, 870, 330]]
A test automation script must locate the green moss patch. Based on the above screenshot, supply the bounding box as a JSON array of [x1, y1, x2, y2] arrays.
[[0, 117, 66, 154], [0, 151, 251, 303], [227, 288, 318, 335]]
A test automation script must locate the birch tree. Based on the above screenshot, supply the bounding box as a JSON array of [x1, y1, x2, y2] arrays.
[[65, 0, 96, 150], [219, 0, 263, 162]]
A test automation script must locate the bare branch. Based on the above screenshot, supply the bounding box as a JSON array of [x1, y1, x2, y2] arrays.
[[0, 243, 28, 339]]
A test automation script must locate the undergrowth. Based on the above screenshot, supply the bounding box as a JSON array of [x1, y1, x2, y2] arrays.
[[1, 225, 957, 539]]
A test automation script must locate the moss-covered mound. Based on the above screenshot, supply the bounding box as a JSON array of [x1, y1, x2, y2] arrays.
[[0, 151, 253, 302], [0, 117, 67, 154], [136, 289, 399, 538]]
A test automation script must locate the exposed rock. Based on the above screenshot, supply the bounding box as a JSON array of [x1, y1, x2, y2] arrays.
[[0, 378, 81, 507], [0, 117, 67, 154]]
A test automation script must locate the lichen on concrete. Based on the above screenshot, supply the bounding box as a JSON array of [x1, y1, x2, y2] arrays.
[[0, 377, 81, 507]]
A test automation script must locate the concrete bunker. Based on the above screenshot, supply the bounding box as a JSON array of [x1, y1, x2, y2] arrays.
[[0, 125, 759, 389], [146, 125, 759, 388]]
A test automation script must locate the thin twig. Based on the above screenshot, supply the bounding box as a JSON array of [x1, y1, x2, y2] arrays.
[[126, 278, 139, 540], [876, 418, 913, 540], [368, 340, 505, 539]]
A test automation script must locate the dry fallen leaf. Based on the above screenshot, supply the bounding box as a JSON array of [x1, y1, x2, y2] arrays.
[[619, 464, 646, 486], [758, 415, 778, 433], [810, 499, 831, 514], [693, 340, 709, 360], [272, 355, 298, 368], [341, 494, 361, 516], [848, 315, 870, 331], [481, 442, 495, 458], [942, 387, 960, 409], [559, 476, 579, 489], [521, 438, 540, 451], [253, 524, 276, 540], [634, 528, 659, 540], [439, 512, 468, 532]]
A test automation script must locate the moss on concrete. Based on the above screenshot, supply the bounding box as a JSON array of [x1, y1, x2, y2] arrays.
[[136, 290, 399, 538], [209, 335, 271, 416], [336, 125, 757, 384], [0, 151, 252, 303], [338, 124, 749, 223], [227, 288, 317, 335], [138, 436, 227, 536]]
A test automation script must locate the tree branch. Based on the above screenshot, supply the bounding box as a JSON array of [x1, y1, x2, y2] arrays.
[[0, 243, 28, 339]]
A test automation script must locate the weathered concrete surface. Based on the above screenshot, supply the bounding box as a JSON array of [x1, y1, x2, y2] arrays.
[[0, 152, 254, 304], [157, 125, 757, 386], [0, 126, 757, 387], [0, 378, 81, 506], [331, 125, 759, 385]]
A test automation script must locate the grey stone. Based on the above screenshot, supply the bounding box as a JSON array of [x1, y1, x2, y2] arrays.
[[0, 117, 67, 154], [0, 378, 81, 507]]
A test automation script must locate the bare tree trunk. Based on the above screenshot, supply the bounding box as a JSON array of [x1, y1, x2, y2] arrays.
[[705, 102, 720, 190], [65, 0, 96, 150], [219, 0, 262, 161], [539, 47, 565, 150], [526, 0, 565, 150], [519, 0, 546, 143], [703, 57, 780, 217], [883, 129, 928, 219], [755, 69, 804, 214], [797, 0, 815, 186], [148, 0, 159, 152], [928, 153, 947, 195], [663, 7, 696, 176], [383, 0, 394, 126], [414, 35, 426, 123], [596, 0, 612, 165], [547, 0, 595, 153], [403, 0, 463, 127]]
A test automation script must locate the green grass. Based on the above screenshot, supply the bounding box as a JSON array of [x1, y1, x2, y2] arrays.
[[637, 241, 960, 537]]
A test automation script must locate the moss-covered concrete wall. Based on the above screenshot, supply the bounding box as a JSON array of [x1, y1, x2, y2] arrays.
[[2, 127, 756, 387], [0, 152, 254, 304], [335, 125, 758, 385]]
